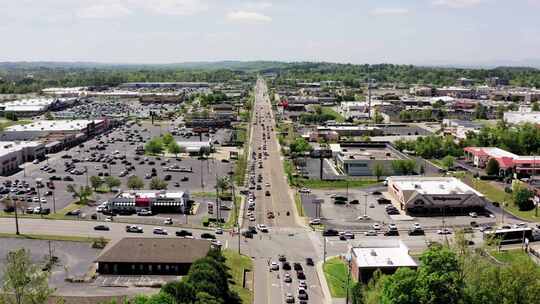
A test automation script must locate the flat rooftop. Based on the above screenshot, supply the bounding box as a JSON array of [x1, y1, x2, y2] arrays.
[[117, 190, 186, 199], [352, 240, 417, 268], [5, 119, 103, 132], [338, 146, 403, 161], [0, 141, 42, 157], [388, 176, 483, 196]]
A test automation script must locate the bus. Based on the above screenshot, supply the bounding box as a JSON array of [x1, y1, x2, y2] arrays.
[[483, 227, 533, 245]]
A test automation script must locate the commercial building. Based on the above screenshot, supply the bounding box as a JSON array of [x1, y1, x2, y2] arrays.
[[314, 125, 383, 139], [442, 119, 482, 140], [0, 141, 45, 176], [118, 82, 210, 89], [96, 238, 211, 275], [387, 176, 486, 215], [333, 142, 410, 176], [504, 111, 540, 125], [350, 240, 417, 283], [0, 98, 70, 117], [464, 147, 540, 176], [108, 190, 190, 214]]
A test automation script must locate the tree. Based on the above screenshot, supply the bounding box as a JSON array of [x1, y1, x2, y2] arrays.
[[373, 163, 385, 181], [373, 111, 384, 124], [150, 177, 167, 190], [89, 176, 103, 190], [215, 176, 230, 197], [485, 158, 500, 176], [66, 184, 93, 205], [4, 112, 18, 121], [1, 248, 54, 304], [145, 137, 164, 155], [105, 176, 121, 189], [161, 133, 174, 146], [513, 185, 534, 211], [391, 160, 416, 175], [350, 282, 364, 304], [441, 155, 455, 170], [168, 141, 182, 157], [127, 175, 144, 190], [532, 102, 540, 112], [380, 268, 419, 304], [289, 138, 312, 156]]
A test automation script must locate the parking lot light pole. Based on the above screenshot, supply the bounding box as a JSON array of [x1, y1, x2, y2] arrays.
[[36, 179, 43, 218], [52, 190, 56, 214], [9, 194, 20, 235]]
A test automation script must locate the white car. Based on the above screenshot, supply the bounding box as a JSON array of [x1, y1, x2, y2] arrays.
[[469, 212, 478, 218], [215, 228, 223, 234], [153, 227, 168, 235], [309, 218, 321, 225], [299, 188, 311, 194], [257, 224, 269, 232], [270, 261, 279, 271], [164, 218, 173, 225], [32, 159, 39, 164], [32, 197, 39, 202], [365, 230, 377, 236], [211, 240, 222, 247], [413, 223, 422, 230], [372, 223, 381, 230], [437, 228, 452, 235], [249, 216, 256, 221], [388, 223, 397, 231]]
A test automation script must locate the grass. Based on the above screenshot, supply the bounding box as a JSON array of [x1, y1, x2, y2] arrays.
[[491, 249, 532, 264], [224, 196, 242, 229], [223, 249, 253, 304], [0, 201, 89, 220], [321, 107, 345, 123], [323, 257, 354, 298], [0, 232, 107, 243], [191, 192, 217, 198], [462, 175, 540, 222], [295, 193, 305, 217]]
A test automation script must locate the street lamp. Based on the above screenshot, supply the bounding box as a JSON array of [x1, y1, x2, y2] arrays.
[[35, 178, 43, 218], [345, 253, 352, 304], [9, 193, 20, 235]]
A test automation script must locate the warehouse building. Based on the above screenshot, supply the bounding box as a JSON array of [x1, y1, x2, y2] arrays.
[[0, 141, 45, 176], [96, 238, 211, 275], [1, 119, 108, 142], [387, 176, 486, 215], [333, 142, 410, 176], [108, 190, 190, 214]]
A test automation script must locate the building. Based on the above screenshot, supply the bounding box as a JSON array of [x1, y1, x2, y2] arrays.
[[350, 240, 417, 283], [96, 237, 211, 275], [486, 77, 509, 87], [0, 141, 45, 176], [464, 147, 540, 176], [109, 190, 190, 214], [0, 98, 56, 117], [315, 125, 383, 139], [333, 142, 410, 176], [177, 140, 213, 154], [118, 82, 210, 89], [442, 119, 482, 140], [387, 176, 486, 215], [504, 111, 540, 125], [185, 118, 231, 129], [409, 86, 434, 97]]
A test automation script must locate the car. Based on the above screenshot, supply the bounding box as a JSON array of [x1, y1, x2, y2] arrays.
[[349, 199, 359, 204], [137, 209, 153, 216], [153, 227, 168, 235], [211, 240, 222, 248], [365, 230, 377, 236], [372, 223, 381, 230], [215, 228, 223, 234], [469, 212, 478, 218], [181, 176, 189, 182], [293, 262, 303, 272], [309, 218, 321, 225], [270, 261, 279, 271], [164, 218, 173, 225], [298, 289, 308, 301], [176, 230, 193, 237], [305, 257, 314, 266], [384, 229, 399, 236], [372, 191, 382, 195], [63, 176, 74, 182], [412, 222, 422, 230], [343, 231, 355, 239], [242, 230, 254, 238], [278, 254, 287, 262], [257, 224, 269, 232], [408, 228, 425, 236], [296, 271, 306, 280], [322, 229, 339, 236], [249, 216, 256, 221], [284, 273, 292, 283], [265, 190, 271, 196], [437, 228, 452, 235], [298, 188, 311, 194], [201, 233, 216, 239], [94, 225, 110, 231], [126, 225, 143, 233], [282, 261, 291, 270], [66, 209, 81, 216], [285, 293, 295, 303]]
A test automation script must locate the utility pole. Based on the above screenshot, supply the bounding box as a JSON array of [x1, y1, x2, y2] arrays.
[[10, 194, 20, 235], [323, 237, 327, 262], [367, 64, 372, 120], [36, 179, 43, 218], [345, 255, 352, 304], [52, 189, 56, 213]]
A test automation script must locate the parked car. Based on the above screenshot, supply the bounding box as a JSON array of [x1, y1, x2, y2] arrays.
[[322, 229, 339, 236], [94, 225, 110, 231]]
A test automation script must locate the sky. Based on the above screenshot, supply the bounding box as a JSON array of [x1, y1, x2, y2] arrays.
[[1, 0, 540, 66]]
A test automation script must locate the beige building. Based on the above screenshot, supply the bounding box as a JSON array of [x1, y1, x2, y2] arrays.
[[387, 176, 486, 215]]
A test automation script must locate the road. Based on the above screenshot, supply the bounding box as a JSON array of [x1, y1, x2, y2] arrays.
[[244, 78, 326, 304]]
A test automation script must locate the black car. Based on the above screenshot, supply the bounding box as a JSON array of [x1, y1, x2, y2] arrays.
[[349, 199, 359, 204], [297, 271, 306, 280], [63, 176, 74, 182], [408, 229, 425, 236], [242, 231, 254, 238], [265, 190, 271, 196], [3, 206, 15, 213], [94, 225, 110, 231], [384, 230, 399, 236], [293, 263, 303, 272], [372, 191, 382, 195], [305, 258, 314, 266], [278, 254, 287, 262], [164, 175, 172, 181], [181, 177, 189, 182], [176, 230, 193, 237], [282, 261, 291, 270], [322, 229, 339, 236], [201, 233, 216, 239]]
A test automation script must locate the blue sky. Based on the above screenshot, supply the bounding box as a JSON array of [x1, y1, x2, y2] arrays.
[[1, 0, 539, 65]]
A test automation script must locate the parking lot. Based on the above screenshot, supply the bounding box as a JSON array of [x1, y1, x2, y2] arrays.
[[0, 120, 235, 227]]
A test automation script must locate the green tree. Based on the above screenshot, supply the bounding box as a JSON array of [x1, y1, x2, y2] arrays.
[[532, 102, 540, 112], [391, 160, 416, 175], [380, 268, 418, 304], [66, 184, 93, 205], [441, 155, 455, 170], [1, 248, 54, 304], [373, 111, 384, 124], [89, 176, 103, 190], [351, 282, 364, 304], [372, 163, 385, 181], [44, 111, 54, 120], [215, 176, 230, 198], [105, 176, 121, 189], [145, 137, 164, 155], [150, 177, 167, 190], [289, 138, 312, 156], [168, 141, 182, 157], [161, 133, 174, 146], [486, 158, 500, 176], [513, 185, 534, 211], [127, 175, 144, 189]]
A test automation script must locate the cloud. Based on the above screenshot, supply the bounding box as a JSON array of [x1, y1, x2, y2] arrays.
[[432, 0, 483, 8], [77, 3, 132, 19], [226, 10, 272, 23], [141, 0, 209, 16], [370, 8, 410, 16]]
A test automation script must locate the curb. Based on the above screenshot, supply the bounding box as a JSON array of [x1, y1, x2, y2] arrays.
[[316, 260, 334, 304]]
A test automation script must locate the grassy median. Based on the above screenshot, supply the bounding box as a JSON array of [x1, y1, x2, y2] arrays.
[[323, 257, 354, 298], [223, 249, 253, 304]]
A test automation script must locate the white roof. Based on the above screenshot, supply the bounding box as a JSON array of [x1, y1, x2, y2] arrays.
[[0, 141, 42, 158], [176, 141, 212, 149], [388, 176, 483, 196], [118, 190, 186, 199], [5, 119, 103, 132], [352, 240, 417, 268]]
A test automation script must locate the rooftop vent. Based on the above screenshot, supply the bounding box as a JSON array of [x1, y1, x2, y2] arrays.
[[414, 184, 421, 189], [370, 250, 377, 256], [386, 258, 393, 265]]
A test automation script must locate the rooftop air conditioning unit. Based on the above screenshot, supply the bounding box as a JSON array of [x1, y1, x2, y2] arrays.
[[370, 250, 377, 256]]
